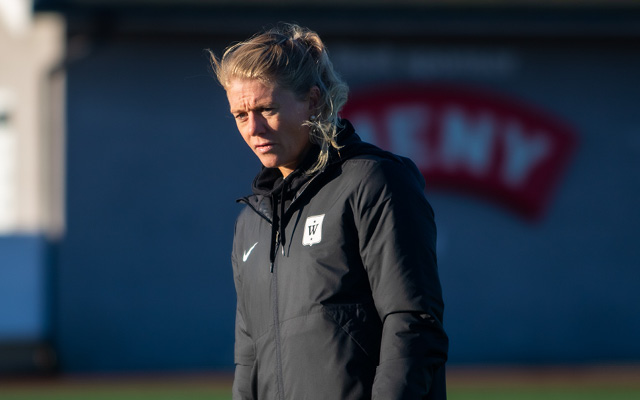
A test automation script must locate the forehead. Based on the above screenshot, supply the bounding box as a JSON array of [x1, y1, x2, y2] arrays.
[[226, 79, 299, 110], [227, 79, 274, 102]]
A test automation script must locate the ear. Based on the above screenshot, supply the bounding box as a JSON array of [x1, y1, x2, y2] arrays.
[[307, 86, 321, 113]]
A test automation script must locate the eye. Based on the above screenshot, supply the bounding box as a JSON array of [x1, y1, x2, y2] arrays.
[[234, 112, 248, 121], [261, 107, 276, 115]]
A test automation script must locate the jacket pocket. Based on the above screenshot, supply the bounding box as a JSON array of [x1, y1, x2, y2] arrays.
[[323, 301, 383, 364]]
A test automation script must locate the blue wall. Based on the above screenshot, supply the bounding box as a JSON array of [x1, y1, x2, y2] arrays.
[[56, 39, 255, 371], [333, 41, 640, 364], [0, 236, 48, 341], [53, 33, 640, 372]]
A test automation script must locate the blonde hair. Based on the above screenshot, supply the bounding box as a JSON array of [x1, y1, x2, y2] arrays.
[[210, 23, 349, 174]]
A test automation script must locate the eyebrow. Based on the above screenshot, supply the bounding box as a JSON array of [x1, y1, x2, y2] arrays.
[[230, 101, 279, 114]]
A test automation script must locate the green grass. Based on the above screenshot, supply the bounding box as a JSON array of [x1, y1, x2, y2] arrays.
[[2, 374, 639, 400], [0, 377, 233, 400], [448, 387, 640, 400]]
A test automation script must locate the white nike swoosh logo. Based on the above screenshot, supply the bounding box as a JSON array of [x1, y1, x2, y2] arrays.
[[242, 242, 258, 262]]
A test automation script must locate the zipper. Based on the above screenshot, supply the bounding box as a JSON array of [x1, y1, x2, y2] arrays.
[[239, 171, 324, 400], [270, 232, 280, 273], [270, 233, 285, 400]]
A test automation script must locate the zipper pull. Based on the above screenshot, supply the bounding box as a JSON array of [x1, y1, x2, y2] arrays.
[[270, 231, 280, 274], [277, 231, 285, 256]]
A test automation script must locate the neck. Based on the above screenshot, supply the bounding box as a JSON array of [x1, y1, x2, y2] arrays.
[[278, 142, 313, 178]]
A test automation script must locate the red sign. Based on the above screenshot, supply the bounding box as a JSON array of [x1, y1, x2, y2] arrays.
[[341, 84, 577, 219]]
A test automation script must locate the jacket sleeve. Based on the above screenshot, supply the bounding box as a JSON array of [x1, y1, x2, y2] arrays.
[[231, 226, 256, 400], [355, 159, 449, 399]]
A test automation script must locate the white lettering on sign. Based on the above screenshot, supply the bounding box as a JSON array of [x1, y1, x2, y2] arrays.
[[440, 108, 495, 176], [340, 84, 577, 218], [356, 106, 557, 188], [502, 121, 551, 187]]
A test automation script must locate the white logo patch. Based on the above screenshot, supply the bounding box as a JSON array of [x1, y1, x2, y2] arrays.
[[242, 242, 258, 262], [302, 214, 325, 246]]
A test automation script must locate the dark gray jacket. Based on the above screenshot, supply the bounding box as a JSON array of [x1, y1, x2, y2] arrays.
[[231, 120, 448, 399]]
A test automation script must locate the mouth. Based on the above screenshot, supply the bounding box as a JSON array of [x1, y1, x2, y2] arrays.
[[255, 143, 275, 154]]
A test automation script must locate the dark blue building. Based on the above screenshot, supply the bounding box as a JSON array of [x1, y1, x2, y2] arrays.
[[3, 0, 637, 373]]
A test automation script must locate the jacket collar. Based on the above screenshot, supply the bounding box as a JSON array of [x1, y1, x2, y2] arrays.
[[250, 119, 370, 196]]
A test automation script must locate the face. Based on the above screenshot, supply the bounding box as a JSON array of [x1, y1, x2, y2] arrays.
[[226, 79, 318, 178]]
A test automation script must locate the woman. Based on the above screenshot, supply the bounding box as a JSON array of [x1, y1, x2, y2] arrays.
[[211, 23, 448, 400]]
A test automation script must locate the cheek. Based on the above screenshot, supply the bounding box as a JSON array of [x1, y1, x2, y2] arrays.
[[285, 111, 309, 136], [237, 125, 252, 145]]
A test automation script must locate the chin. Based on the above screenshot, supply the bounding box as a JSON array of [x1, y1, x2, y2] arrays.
[[258, 158, 280, 169]]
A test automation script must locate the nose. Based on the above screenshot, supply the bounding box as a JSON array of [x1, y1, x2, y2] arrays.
[[246, 112, 266, 137]]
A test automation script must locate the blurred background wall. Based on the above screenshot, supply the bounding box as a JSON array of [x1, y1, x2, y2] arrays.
[[0, 0, 62, 373], [1, 0, 639, 374]]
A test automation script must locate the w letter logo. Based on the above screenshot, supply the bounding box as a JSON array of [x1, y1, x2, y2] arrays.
[[308, 224, 319, 236], [302, 214, 325, 246]]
